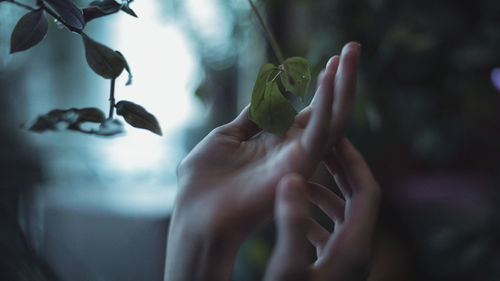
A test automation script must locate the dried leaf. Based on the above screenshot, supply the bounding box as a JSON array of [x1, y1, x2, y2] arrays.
[[116, 101, 162, 135], [42, 0, 85, 31], [280, 57, 311, 101], [10, 10, 48, 53], [89, 0, 121, 13], [81, 33, 126, 79], [249, 64, 297, 137], [120, 3, 137, 17], [115, 51, 132, 85]]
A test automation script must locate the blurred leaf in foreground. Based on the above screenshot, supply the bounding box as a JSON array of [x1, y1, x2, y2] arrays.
[[28, 107, 106, 133]]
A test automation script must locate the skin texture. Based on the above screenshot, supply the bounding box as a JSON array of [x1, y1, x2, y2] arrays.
[[165, 42, 363, 281], [264, 138, 381, 281]]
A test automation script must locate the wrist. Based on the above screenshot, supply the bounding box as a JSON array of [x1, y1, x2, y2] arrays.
[[165, 197, 245, 281]]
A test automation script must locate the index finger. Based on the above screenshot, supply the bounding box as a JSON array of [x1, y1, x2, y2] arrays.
[[300, 55, 339, 157], [328, 42, 361, 146]]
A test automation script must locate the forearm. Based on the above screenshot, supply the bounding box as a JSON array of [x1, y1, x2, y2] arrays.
[[164, 207, 242, 281]]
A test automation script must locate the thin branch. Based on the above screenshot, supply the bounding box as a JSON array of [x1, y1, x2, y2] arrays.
[[5, 0, 37, 11], [248, 0, 294, 85], [108, 78, 116, 119]]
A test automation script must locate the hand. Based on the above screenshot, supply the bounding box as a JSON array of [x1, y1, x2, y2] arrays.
[[165, 42, 361, 281], [265, 138, 381, 281]]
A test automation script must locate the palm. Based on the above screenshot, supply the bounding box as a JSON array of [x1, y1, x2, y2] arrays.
[[177, 120, 312, 230]]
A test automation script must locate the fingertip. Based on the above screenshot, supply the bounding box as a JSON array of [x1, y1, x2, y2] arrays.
[[342, 41, 362, 56], [277, 174, 307, 202], [325, 55, 340, 73], [276, 174, 309, 220], [338, 42, 361, 70]]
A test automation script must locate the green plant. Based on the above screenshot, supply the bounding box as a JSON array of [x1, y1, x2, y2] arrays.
[[3, 0, 162, 136], [248, 0, 311, 136]]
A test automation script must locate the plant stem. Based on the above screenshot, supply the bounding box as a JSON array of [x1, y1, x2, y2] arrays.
[[5, 0, 36, 11], [248, 0, 294, 85], [108, 78, 116, 119]]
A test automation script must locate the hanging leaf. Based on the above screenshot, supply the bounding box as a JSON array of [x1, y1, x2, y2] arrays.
[[89, 0, 121, 13], [42, 0, 85, 32], [115, 51, 132, 85], [10, 10, 48, 54], [83, 0, 121, 22], [83, 7, 105, 22], [116, 101, 162, 135], [249, 64, 297, 137], [280, 57, 311, 101], [81, 33, 126, 79], [120, 2, 138, 18]]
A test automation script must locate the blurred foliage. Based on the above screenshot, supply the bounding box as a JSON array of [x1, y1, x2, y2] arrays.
[[3, 0, 161, 136], [305, 0, 500, 174], [210, 0, 500, 280]]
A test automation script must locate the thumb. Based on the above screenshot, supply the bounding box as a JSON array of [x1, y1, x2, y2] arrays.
[[264, 174, 311, 281]]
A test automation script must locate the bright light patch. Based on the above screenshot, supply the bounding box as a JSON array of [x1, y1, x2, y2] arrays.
[[96, 0, 201, 175]]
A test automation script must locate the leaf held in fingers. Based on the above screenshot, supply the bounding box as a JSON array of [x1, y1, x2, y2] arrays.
[[280, 57, 311, 101], [249, 64, 297, 137], [116, 101, 162, 135], [10, 10, 48, 53], [42, 0, 85, 31], [81, 33, 126, 79], [250, 64, 276, 113]]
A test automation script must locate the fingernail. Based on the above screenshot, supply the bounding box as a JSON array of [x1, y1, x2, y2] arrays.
[[342, 41, 361, 55], [326, 56, 335, 68]]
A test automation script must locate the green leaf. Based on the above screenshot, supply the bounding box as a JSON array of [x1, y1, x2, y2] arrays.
[[10, 10, 48, 54], [42, 0, 85, 31], [280, 57, 311, 101], [116, 101, 162, 135], [81, 33, 126, 79], [249, 64, 297, 137]]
